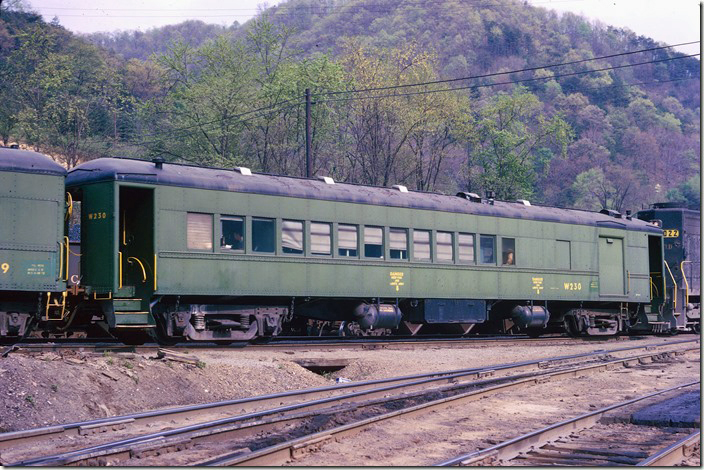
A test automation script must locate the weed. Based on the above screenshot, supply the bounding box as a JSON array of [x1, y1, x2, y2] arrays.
[[123, 361, 133, 369], [50, 384, 58, 392], [196, 360, 206, 369], [25, 395, 34, 405], [107, 358, 114, 365], [102, 351, 111, 358]]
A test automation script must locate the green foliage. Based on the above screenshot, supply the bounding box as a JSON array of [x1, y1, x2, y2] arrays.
[[666, 174, 701, 208], [470, 87, 572, 199], [1, 1, 699, 211]]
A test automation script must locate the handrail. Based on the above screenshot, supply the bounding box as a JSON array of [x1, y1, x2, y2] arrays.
[[127, 256, 147, 283], [680, 261, 691, 307], [118, 252, 123, 289], [63, 236, 69, 281], [65, 192, 73, 221], [664, 261, 676, 310], [58, 240, 64, 280], [153, 254, 158, 291]]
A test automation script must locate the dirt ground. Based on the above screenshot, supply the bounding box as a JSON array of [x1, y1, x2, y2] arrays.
[[0, 336, 698, 438], [294, 350, 700, 466]]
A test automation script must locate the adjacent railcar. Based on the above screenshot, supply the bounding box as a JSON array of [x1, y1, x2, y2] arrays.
[[637, 203, 700, 332], [64, 157, 669, 343], [0, 148, 67, 337]]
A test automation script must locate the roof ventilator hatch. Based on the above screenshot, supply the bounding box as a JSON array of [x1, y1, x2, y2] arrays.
[[599, 208, 622, 218], [317, 175, 335, 185], [152, 157, 165, 169], [234, 167, 252, 176], [392, 184, 408, 193], [456, 192, 482, 203]]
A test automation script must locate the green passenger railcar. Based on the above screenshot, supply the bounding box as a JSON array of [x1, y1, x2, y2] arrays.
[[0, 148, 67, 337], [65, 157, 671, 343]]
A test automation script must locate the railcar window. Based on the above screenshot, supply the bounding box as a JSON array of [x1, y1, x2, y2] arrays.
[[364, 226, 384, 258], [187, 213, 213, 251], [436, 231, 454, 262], [502, 237, 516, 265], [458, 233, 475, 262], [252, 218, 275, 253], [480, 235, 496, 264], [413, 230, 431, 261], [389, 228, 408, 260], [282, 220, 304, 254], [311, 222, 331, 256], [338, 224, 358, 257], [220, 216, 244, 251]]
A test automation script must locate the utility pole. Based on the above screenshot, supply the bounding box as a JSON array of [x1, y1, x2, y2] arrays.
[[305, 88, 312, 178]]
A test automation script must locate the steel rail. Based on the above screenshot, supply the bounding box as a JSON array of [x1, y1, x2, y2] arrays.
[[436, 381, 700, 466], [4, 333, 637, 354], [637, 430, 701, 466], [9, 346, 697, 467], [196, 347, 698, 466], [1, 337, 695, 455]]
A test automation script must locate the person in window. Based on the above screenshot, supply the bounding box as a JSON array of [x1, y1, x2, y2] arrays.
[[232, 232, 244, 250], [503, 249, 514, 265]]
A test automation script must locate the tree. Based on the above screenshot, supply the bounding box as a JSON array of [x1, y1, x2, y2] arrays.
[[470, 87, 572, 200], [149, 36, 257, 166]]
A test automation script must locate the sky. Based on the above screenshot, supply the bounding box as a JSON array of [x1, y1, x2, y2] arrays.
[[22, 0, 702, 55]]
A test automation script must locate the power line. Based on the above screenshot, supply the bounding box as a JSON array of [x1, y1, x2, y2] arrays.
[[313, 53, 700, 104], [319, 41, 700, 97], [128, 100, 304, 147], [128, 55, 697, 146], [33, 0, 589, 15]]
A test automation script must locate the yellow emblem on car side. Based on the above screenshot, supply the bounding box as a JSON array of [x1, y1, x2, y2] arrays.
[[390, 272, 405, 292]]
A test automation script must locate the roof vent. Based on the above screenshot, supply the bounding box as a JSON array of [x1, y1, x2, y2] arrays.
[[456, 192, 482, 203], [317, 175, 335, 185], [152, 156, 165, 169], [392, 184, 408, 193], [517, 199, 531, 206], [234, 167, 252, 176], [600, 209, 622, 218]]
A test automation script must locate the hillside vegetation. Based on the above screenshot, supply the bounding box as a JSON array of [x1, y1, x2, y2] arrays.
[[0, 0, 699, 211]]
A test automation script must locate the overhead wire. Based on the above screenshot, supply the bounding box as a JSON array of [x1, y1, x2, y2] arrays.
[[128, 54, 697, 148], [33, 0, 593, 17], [312, 53, 700, 104], [318, 41, 700, 96]]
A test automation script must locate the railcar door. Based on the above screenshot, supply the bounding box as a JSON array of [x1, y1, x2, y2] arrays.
[[598, 236, 625, 296], [118, 186, 155, 307]]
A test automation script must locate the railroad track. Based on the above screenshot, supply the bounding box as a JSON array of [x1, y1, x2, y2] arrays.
[[1, 332, 655, 356], [2, 338, 697, 466], [437, 382, 700, 466]]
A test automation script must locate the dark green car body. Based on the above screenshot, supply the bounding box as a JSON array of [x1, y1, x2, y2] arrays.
[[64, 158, 670, 341]]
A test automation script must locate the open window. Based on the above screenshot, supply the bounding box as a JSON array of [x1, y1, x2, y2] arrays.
[[220, 216, 244, 251]]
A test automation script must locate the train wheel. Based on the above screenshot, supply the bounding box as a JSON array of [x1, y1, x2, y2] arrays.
[[525, 328, 543, 338], [693, 323, 701, 334]]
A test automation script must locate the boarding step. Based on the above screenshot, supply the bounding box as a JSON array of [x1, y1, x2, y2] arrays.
[[112, 311, 156, 327], [115, 286, 136, 298], [113, 298, 144, 311]]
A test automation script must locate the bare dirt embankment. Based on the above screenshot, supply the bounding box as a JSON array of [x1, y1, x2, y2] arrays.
[[0, 337, 698, 436]]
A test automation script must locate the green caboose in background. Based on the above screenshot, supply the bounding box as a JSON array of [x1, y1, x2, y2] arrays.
[[64, 157, 671, 344], [0, 148, 67, 337]]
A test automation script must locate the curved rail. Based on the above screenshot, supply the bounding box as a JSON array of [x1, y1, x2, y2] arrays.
[[436, 381, 700, 466]]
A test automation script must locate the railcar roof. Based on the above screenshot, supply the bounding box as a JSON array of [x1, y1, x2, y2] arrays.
[[0, 148, 66, 176], [67, 157, 661, 234]]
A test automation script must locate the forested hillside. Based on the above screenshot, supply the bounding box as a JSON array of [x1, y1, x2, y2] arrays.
[[0, 0, 699, 211]]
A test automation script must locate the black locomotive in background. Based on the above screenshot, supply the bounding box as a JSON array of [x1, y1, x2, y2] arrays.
[[637, 203, 701, 333]]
